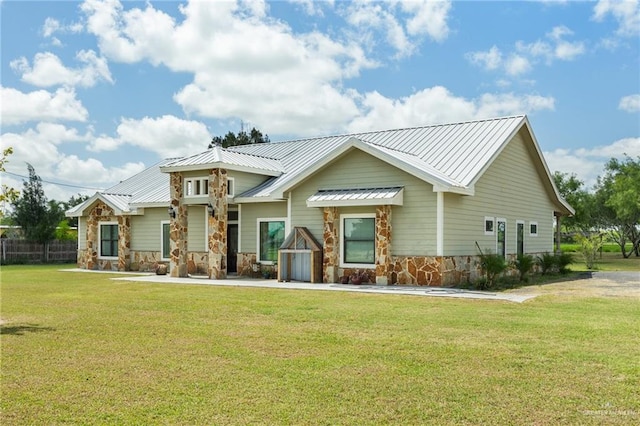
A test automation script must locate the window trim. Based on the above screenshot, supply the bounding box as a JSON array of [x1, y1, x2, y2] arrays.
[[227, 177, 235, 197], [496, 217, 507, 258], [484, 216, 495, 235], [256, 217, 288, 265], [529, 221, 539, 237], [340, 213, 376, 268], [516, 220, 525, 257], [98, 221, 118, 259], [184, 177, 209, 197], [161, 220, 170, 261]]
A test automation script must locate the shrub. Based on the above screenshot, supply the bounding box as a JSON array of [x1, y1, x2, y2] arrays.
[[514, 254, 535, 282], [575, 233, 603, 269], [537, 252, 557, 275], [479, 252, 507, 289], [556, 252, 574, 274]]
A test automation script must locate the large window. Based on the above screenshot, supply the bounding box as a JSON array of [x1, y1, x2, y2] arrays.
[[100, 222, 118, 258], [341, 214, 375, 266], [161, 221, 170, 260], [258, 219, 286, 263]]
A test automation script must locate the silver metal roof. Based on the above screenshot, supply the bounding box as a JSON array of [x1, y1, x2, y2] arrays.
[[162, 146, 283, 175], [307, 187, 404, 207]]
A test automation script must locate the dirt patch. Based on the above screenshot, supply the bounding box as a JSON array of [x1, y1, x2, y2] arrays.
[[507, 271, 640, 298]]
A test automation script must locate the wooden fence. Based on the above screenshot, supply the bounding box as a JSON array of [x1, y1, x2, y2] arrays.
[[0, 239, 77, 264]]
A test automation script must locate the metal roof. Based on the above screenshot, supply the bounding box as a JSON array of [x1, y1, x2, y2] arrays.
[[161, 146, 283, 175], [307, 187, 404, 207]]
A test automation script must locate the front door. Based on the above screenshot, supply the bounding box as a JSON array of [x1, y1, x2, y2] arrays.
[[227, 224, 238, 273]]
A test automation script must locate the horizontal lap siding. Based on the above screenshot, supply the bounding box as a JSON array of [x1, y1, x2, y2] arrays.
[[240, 202, 287, 253], [77, 218, 86, 250], [187, 206, 206, 252], [289, 148, 437, 255], [131, 208, 165, 251], [444, 132, 555, 256], [228, 171, 270, 197]]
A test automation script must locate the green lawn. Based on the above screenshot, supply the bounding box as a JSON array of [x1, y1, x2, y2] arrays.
[[2, 265, 639, 425]]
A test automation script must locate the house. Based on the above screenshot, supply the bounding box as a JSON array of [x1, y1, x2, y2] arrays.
[[67, 115, 573, 286]]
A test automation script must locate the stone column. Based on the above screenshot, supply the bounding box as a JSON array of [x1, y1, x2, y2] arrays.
[[86, 201, 114, 270], [375, 205, 392, 285], [208, 168, 228, 279], [117, 216, 131, 271], [170, 172, 188, 277], [322, 206, 339, 283]]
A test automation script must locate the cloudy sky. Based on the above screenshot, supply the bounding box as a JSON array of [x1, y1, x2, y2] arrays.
[[1, 0, 639, 203]]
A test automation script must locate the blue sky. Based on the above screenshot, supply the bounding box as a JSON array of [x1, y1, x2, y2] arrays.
[[1, 0, 638, 204]]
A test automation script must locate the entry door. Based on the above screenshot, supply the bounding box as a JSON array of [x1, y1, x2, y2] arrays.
[[227, 224, 238, 273]]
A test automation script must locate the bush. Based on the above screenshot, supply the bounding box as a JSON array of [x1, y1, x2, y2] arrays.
[[575, 234, 603, 269], [537, 252, 557, 275], [479, 252, 507, 289], [514, 254, 535, 282], [556, 252, 574, 274]]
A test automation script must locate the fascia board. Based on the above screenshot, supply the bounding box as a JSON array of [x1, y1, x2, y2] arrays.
[[160, 162, 282, 176]]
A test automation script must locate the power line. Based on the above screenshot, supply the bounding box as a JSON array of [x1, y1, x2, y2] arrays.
[[1, 171, 104, 191]]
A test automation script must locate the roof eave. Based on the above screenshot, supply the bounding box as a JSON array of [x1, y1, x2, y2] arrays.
[[160, 162, 282, 176]]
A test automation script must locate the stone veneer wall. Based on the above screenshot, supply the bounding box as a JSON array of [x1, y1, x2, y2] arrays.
[[117, 216, 131, 271], [322, 207, 339, 283], [375, 205, 392, 285], [169, 172, 188, 277], [237, 252, 258, 277], [208, 168, 228, 279], [79, 201, 120, 271]]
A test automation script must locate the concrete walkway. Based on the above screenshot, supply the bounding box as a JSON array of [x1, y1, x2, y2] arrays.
[[75, 270, 534, 303]]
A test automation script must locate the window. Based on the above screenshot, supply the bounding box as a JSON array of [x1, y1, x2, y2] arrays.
[[185, 178, 208, 197], [341, 214, 375, 266], [496, 218, 506, 257], [516, 221, 525, 257], [529, 222, 538, 236], [484, 217, 495, 235], [257, 218, 286, 263], [161, 221, 170, 260], [227, 177, 235, 197], [100, 222, 118, 258]]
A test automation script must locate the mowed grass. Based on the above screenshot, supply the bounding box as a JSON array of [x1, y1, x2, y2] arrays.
[[2, 265, 639, 425]]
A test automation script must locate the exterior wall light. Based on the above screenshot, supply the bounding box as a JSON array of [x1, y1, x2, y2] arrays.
[[207, 203, 215, 217], [168, 206, 177, 219]]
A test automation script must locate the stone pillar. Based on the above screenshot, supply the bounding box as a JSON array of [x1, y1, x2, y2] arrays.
[[208, 168, 228, 279], [86, 201, 114, 270], [375, 205, 392, 285], [170, 172, 188, 277], [322, 206, 339, 283], [117, 216, 131, 271]]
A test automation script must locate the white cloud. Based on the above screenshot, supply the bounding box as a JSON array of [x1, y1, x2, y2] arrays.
[[545, 137, 640, 189], [0, 123, 145, 200], [593, 0, 640, 37], [401, 0, 451, 41], [10, 50, 113, 88], [467, 25, 585, 78], [90, 115, 212, 158], [347, 86, 555, 132], [619, 94, 640, 112], [0, 86, 88, 125]]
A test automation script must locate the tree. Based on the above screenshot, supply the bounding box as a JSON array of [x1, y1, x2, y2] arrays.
[[11, 164, 62, 247], [0, 147, 20, 218], [208, 126, 270, 148], [553, 171, 594, 233], [594, 156, 640, 258], [60, 194, 89, 227]]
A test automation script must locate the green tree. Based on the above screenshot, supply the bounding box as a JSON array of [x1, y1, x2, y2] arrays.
[[208, 127, 270, 148], [0, 147, 20, 218], [60, 194, 89, 227], [553, 171, 594, 233], [594, 156, 640, 258], [11, 164, 63, 247]]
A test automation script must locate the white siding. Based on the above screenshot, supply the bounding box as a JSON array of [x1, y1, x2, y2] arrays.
[[131, 208, 166, 251], [240, 202, 287, 252], [188, 205, 207, 252], [77, 218, 86, 250], [443, 131, 555, 256], [289, 148, 437, 256]]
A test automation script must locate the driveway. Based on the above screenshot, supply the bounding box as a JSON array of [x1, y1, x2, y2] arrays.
[[505, 271, 640, 298]]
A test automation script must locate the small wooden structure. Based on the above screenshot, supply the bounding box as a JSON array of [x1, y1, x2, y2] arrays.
[[278, 227, 323, 283]]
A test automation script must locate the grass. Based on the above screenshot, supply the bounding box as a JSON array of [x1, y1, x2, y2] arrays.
[[2, 265, 639, 425]]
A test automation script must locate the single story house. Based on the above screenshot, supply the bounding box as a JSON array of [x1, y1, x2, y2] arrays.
[[67, 115, 573, 286]]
